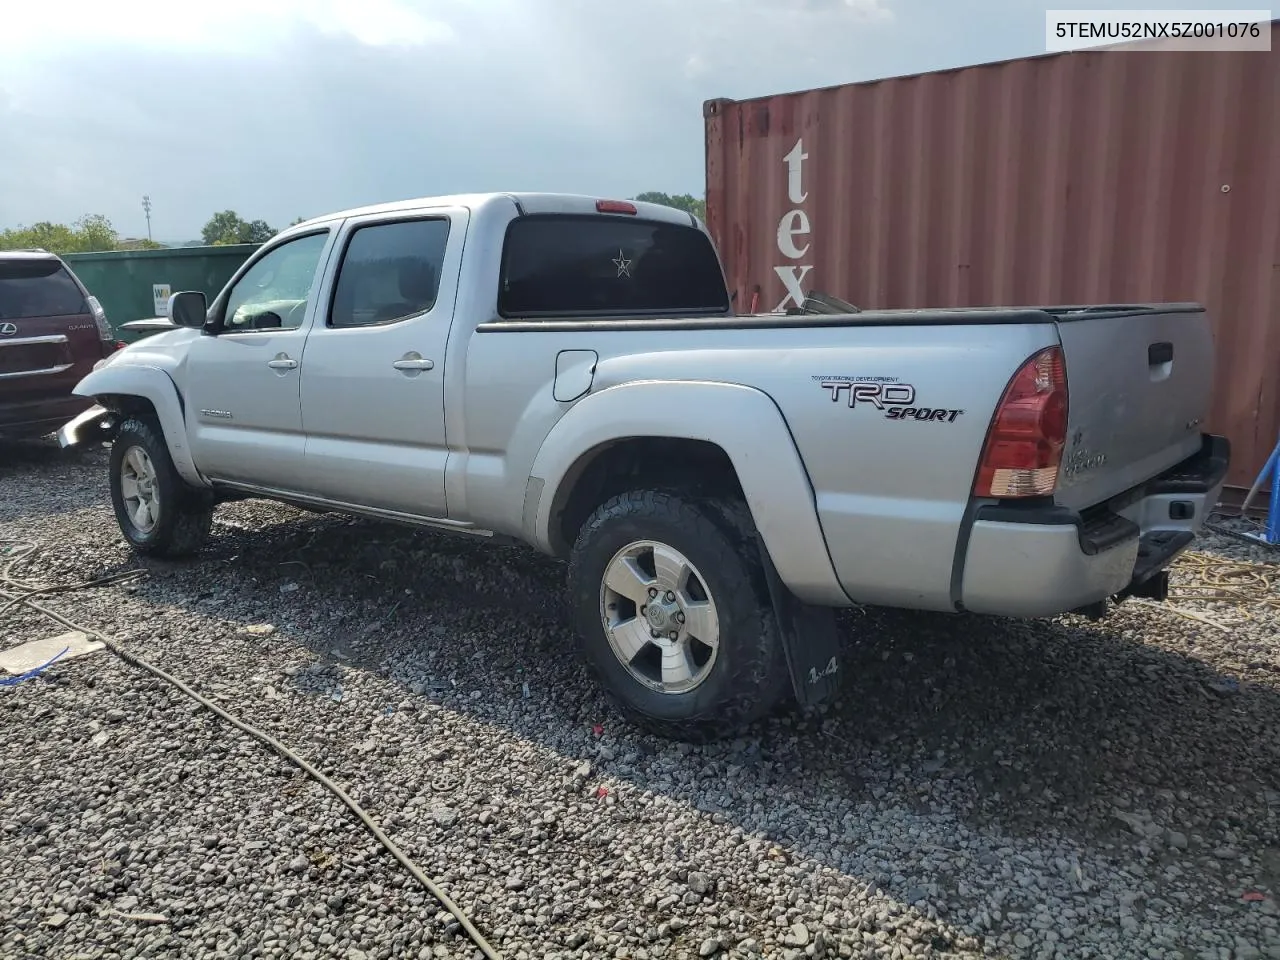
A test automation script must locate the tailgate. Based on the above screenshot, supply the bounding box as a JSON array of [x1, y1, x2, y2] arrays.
[[1052, 304, 1213, 510]]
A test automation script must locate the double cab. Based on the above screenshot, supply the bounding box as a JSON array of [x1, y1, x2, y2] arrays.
[[59, 193, 1229, 739]]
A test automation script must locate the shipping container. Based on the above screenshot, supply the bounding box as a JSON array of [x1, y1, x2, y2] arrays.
[[63, 244, 260, 343], [705, 24, 1280, 491]]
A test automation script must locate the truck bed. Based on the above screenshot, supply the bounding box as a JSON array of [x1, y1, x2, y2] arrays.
[[473, 299, 1216, 613], [481, 302, 1205, 332]]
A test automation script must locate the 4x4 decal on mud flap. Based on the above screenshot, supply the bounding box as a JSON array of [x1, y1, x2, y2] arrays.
[[812, 374, 965, 422]]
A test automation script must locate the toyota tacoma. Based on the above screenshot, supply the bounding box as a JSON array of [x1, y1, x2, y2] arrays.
[[58, 193, 1230, 739]]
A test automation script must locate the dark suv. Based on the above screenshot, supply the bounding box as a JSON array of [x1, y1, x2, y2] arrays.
[[0, 250, 119, 440]]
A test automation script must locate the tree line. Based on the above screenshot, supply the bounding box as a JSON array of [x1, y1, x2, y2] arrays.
[[0, 215, 161, 255], [0, 211, 308, 254], [631, 192, 705, 220], [2, 193, 704, 256]]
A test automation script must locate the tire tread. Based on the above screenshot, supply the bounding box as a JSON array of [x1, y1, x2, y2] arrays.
[[568, 489, 789, 742], [110, 417, 213, 558]]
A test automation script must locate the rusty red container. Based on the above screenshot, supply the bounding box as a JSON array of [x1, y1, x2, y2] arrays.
[[705, 25, 1280, 490]]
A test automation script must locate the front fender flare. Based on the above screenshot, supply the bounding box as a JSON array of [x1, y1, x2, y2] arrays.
[[527, 380, 848, 608], [73, 364, 206, 488]]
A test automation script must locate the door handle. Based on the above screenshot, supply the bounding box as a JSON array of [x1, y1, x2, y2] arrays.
[[267, 357, 298, 370], [392, 356, 434, 372]]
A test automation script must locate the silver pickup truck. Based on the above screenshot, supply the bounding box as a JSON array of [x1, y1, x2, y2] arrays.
[[59, 192, 1230, 740]]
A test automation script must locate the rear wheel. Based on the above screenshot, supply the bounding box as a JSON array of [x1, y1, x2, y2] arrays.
[[568, 490, 789, 741], [109, 418, 213, 558]]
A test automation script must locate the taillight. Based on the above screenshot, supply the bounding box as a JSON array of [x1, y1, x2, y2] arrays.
[[87, 295, 112, 342], [973, 346, 1069, 498]]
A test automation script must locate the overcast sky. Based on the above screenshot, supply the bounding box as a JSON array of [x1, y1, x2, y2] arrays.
[[0, 0, 1248, 240]]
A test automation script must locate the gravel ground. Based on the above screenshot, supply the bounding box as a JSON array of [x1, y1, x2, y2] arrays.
[[2, 439, 1279, 960]]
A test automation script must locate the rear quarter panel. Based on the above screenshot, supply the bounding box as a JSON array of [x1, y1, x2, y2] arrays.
[[768, 321, 1057, 609], [458, 317, 1056, 611]]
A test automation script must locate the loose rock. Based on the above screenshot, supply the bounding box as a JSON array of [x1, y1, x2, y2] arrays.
[[1, 449, 1276, 960]]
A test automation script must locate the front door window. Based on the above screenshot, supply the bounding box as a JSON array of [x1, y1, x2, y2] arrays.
[[221, 232, 329, 332]]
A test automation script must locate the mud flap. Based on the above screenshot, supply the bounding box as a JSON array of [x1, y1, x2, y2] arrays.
[[756, 536, 844, 709]]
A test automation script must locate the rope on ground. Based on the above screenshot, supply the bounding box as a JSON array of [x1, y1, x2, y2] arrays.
[[0, 538, 503, 960], [1120, 548, 1277, 633], [1128, 598, 1233, 633], [1167, 550, 1280, 618]]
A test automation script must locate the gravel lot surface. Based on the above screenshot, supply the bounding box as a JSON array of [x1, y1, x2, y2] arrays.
[[3, 439, 1279, 960]]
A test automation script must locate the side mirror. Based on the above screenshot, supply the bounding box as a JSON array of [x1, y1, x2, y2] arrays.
[[168, 291, 208, 328]]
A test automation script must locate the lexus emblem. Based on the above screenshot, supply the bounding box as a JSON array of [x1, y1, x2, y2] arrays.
[[0, 323, 17, 336]]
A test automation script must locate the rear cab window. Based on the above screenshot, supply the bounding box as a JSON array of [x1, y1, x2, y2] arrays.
[[498, 215, 730, 318], [0, 259, 88, 319]]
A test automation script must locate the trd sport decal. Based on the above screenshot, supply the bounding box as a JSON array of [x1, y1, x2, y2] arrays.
[[812, 375, 965, 423], [886, 406, 965, 423]]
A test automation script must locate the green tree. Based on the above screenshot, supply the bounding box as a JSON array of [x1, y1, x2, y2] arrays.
[[244, 219, 275, 243], [201, 210, 276, 246], [632, 191, 706, 221], [0, 214, 121, 254], [4, 221, 75, 252], [73, 214, 120, 251]]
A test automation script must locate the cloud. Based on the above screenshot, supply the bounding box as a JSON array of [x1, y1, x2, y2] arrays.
[[791, 0, 895, 18], [0, 0, 1065, 241], [0, 0, 457, 54], [308, 0, 457, 47], [684, 55, 711, 81]]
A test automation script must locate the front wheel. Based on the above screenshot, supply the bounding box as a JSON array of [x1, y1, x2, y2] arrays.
[[568, 490, 790, 742], [109, 418, 213, 558]]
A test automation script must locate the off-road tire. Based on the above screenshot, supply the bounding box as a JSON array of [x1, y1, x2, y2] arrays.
[[568, 489, 790, 742], [109, 417, 214, 558]]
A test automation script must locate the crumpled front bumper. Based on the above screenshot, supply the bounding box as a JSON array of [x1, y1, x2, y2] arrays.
[[56, 404, 116, 449]]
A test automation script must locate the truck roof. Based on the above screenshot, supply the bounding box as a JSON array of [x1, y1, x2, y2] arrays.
[[0, 249, 60, 261], [286, 192, 700, 235]]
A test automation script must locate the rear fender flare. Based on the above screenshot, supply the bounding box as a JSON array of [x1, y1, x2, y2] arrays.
[[527, 379, 848, 607], [73, 364, 206, 487]]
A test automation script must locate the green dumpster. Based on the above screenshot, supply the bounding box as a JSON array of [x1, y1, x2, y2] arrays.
[[63, 244, 260, 342]]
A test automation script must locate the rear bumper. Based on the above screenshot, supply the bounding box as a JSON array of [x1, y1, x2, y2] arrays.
[[959, 434, 1229, 618]]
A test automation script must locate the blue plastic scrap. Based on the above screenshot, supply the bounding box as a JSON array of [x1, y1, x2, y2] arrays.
[[1267, 442, 1280, 545], [0, 646, 71, 688]]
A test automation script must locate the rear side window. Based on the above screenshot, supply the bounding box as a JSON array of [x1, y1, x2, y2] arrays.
[[0, 259, 88, 319], [498, 215, 729, 318], [329, 218, 451, 328]]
